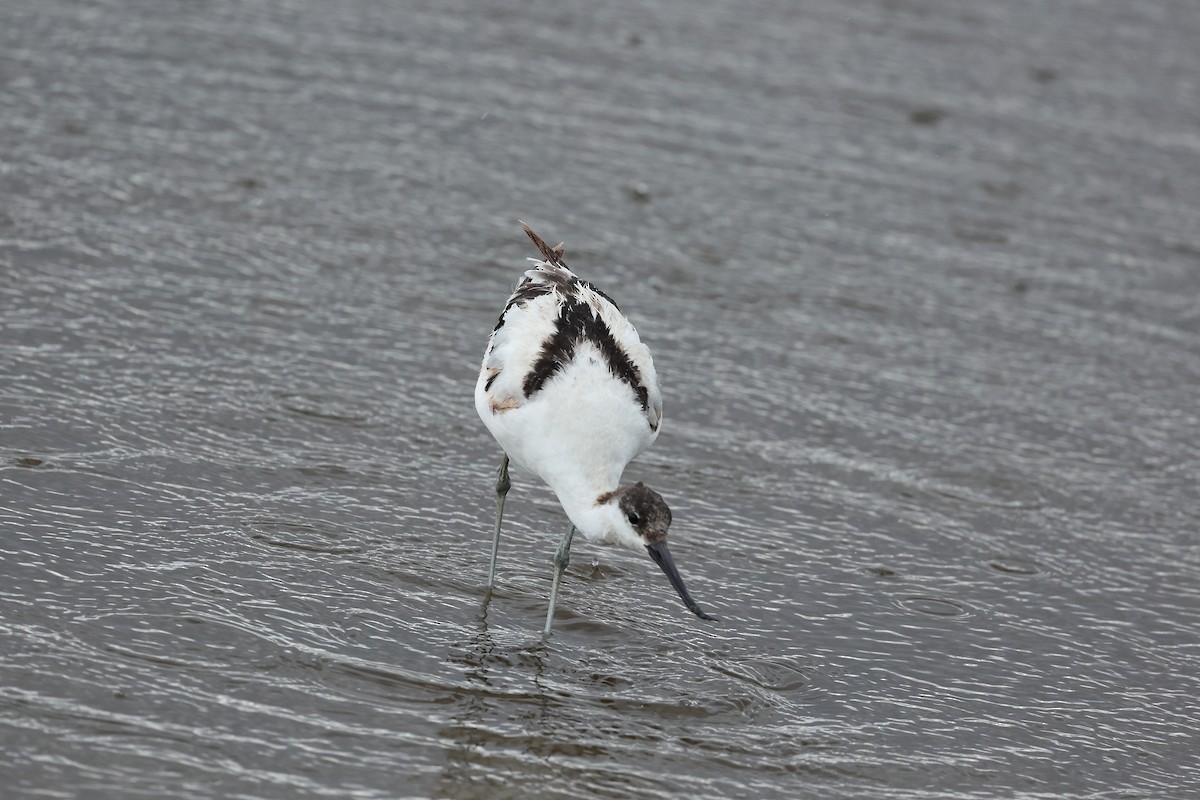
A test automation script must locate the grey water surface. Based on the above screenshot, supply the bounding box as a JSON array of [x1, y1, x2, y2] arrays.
[[2, 0, 1199, 798]]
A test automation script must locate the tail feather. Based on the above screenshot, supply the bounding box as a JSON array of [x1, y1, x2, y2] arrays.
[[519, 220, 567, 266]]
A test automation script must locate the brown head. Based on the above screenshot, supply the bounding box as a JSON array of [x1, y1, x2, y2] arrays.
[[597, 482, 717, 621]]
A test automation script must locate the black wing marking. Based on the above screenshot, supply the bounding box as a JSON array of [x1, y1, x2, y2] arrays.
[[522, 297, 649, 412]]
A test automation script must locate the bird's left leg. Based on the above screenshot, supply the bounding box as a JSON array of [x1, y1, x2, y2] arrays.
[[542, 522, 576, 638], [484, 454, 510, 602]]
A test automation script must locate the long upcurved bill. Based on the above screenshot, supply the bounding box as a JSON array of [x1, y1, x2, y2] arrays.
[[646, 541, 717, 621]]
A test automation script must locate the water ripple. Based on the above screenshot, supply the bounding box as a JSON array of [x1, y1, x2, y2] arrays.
[[3, 0, 1200, 797]]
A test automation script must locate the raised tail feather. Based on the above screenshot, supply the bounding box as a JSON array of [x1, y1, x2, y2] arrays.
[[519, 221, 567, 266]]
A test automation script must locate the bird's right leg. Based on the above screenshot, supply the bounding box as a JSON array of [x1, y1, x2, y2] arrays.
[[542, 522, 576, 639], [484, 454, 510, 601]]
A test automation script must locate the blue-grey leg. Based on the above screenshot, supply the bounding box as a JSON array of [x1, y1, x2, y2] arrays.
[[542, 522, 576, 638], [484, 454, 510, 600]]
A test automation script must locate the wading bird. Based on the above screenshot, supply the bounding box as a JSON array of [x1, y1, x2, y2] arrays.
[[475, 222, 716, 637]]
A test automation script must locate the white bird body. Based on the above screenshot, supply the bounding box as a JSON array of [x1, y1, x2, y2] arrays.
[[474, 223, 715, 630], [475, 252, 662, 551]]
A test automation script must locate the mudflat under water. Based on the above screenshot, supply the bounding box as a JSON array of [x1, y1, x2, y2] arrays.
[[2, 1, 1199, 798]]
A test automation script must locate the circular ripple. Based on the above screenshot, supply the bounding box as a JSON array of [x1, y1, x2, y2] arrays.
[[897, 595, 970, 617], [987, 556, 1042, 575], [712, 656, 814, 693]]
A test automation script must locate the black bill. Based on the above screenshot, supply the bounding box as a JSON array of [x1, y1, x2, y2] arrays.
[[646, 541, 717, 621]]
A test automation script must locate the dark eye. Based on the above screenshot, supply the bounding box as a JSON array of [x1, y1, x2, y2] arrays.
[[627, 512, 640, 525]]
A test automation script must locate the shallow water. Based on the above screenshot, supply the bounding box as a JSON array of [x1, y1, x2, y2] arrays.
[[2, 0, 1199, 797]]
